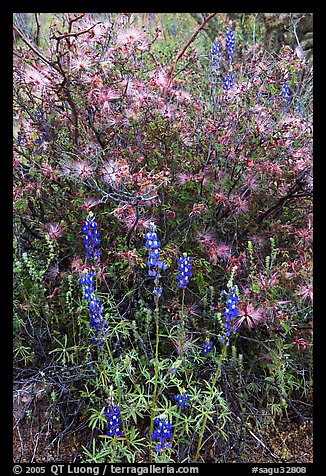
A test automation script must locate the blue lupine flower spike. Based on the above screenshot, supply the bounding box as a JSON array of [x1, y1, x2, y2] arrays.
[[79, 269, 108, 346], [81, 211, 102, 261], [219, 285, 239, 346], [144, 223, 168, 301], [282, 82, 291, 112], [174, 391, 190, 408], [80, 213, 108, 346], [211, 39, 222, 70], [151, 415, 173, 452], [223, 71, 234, 91], [202, 340, 214, 355], [105, 404, 124, 437], [177, 253, 192, 288], [226, 24, 236, 63]]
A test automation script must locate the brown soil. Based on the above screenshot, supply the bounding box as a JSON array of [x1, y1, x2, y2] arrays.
[[13, 381, 313, 463]]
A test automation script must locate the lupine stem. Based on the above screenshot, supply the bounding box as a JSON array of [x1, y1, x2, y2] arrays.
[[194, 344, 227, 462], [149, 297, 160, 462], [180, 287, 185, 357], [104, 338, 130, 449]]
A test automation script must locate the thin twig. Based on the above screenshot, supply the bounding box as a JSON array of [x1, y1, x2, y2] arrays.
[[167, 13, 217, 91], [13, 25, 60, 73]]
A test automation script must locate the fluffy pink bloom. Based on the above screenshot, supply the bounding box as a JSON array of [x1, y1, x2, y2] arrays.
[[151, 70, 170, 89], [248, 235, 265, 247], [99, 87, 121, 102], [213, 192, 229, 207], [71, 159, 94, 179], [25, 66, 51, 91], [70, 55, 94, 73], [230, 195, 250, 214], [296, 284, 313, 303], [44, 222, 64, 241], [102, 159, 129, 187], [235, 303, 266, 329], [293, 336, 311, 351], [71, 257, 84, 275], [195, 230, 216, 247], [116, 27, 148, 50], [189, 203, 208, 217], [175, 172, 193, 186], [173, 89, 192, 103], [81, 198, 102, 212], [214, 242, 232, 260]]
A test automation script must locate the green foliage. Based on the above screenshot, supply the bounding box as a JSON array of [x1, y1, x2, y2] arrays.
[[13, 12, 312, 464]]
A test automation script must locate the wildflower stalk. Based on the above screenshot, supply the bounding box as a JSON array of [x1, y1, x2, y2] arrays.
[[194, 344, 227, 462], [180, 287, 186, 357], [149, 296, 160, 462], [177, 252, 192, 358], [103, 338, 130, 448]]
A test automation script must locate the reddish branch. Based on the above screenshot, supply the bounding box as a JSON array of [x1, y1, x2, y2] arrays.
[[13, 22, 81, 145], [13, 25, 60, 72], [167, 13, 217, 90]]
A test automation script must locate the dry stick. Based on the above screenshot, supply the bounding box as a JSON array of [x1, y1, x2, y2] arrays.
[[34, 13, 41, 47], [165, 13, 217, 95], [234, 415, 281, 461], [13, 25, 60, 73]]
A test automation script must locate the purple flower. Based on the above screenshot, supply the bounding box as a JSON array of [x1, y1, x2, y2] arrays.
[[226, 25, 236, 63], [177, 253, 192, 288], [105, 404, 123, 437], [219, 285, 239, 346], [174, 392, 190, 408], [82, 212, 102, 261], [282, 82, 291, 112], [145, 223, 168, 301], [223, 71, 234, 91], [202, 340, 214, 355], [211, 39, 222, 70], [151, 416, 173, 452], [79, 269, 108, 346]]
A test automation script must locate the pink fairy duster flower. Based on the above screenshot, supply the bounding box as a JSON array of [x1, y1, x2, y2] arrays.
[[245, 175, 261, 191], [214, 242, 232, 260], [235, 303, 266, 329], [71, 159, 94, 179], [43, 222, 64, 241], [150, 69, 170, 90], [90, 22, 107, 40], [99, 87, 121, 102], [116, 27, 148, 50], [293, 336, 311, 351], [71, 257, 84, 275], [175, 172, 193, 186], [248, 235, 265, 248], [213, 192, 229, 208], [102, 160, 120, 186], [25, 66, 51, 92], [70, 56, 94, 73], [206, 242, 232, 265], [173, 89, 192, 103], [258, 271, 280, 290], [81, 198, 102, 212], [189, 203, 208, 217], [296, 284, 313, 303], [195, 230, 216, 247], [230, 195, 250, 214], [113, 204, 136, 231]]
